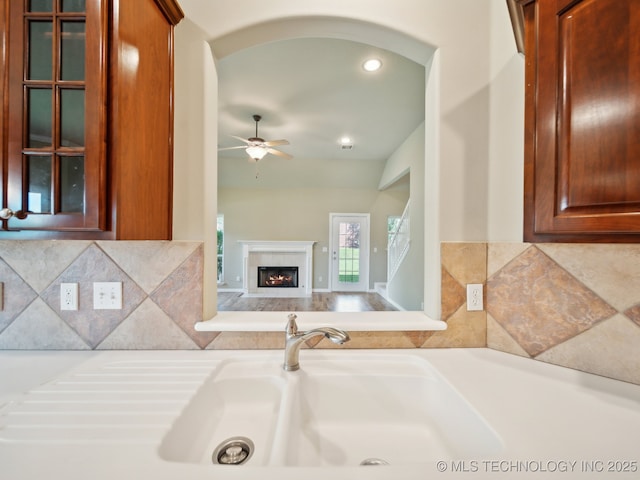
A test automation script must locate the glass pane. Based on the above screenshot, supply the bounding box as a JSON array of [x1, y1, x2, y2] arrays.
[[28, 0, 53, 12], [60, 89, 85, 147], [60, 156, 85, 213], [27, 156, 52, 214], [61, 0, 86, 12], [29, 21, 53, 80], [61, 21, 85, 81], [28, 88, 52, 148], [338, 222, 360, 283]]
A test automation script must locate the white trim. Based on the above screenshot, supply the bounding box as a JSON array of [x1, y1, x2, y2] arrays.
[[196, 311, 445, 332]]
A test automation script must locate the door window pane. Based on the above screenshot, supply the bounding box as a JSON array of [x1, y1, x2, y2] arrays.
[[27, 156, 52, 214], [338, 222, 361, 283], [28, 0, 53, 12], [28, 21, 53, 80], [61, 22, 85, 81], [28, 88, 53, 148], [60, 89, 85, 147], [61, 0, 86, 12], [60, 156, 85, 213]]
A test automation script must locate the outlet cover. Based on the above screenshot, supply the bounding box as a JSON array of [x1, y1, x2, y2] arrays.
[[466, 284, 483, 311], [93, 282, 123, 310], [60, 283, 79, 311]]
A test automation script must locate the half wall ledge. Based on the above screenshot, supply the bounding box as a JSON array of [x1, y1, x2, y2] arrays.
[[194, 311, 447, 332]]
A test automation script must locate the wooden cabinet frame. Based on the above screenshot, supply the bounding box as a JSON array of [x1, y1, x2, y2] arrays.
[[0, 0, 183, 240]]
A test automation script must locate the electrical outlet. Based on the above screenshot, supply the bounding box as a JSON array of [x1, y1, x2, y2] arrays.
[[93, 282, 122, 310], [60, 283, 79, 311], [466, 284, 483, 311]]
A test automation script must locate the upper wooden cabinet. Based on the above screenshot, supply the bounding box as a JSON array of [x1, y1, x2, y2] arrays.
[[519, 0, 640, 242], [0, 0, 183, 239]]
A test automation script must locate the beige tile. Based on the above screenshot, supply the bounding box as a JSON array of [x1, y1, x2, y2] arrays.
[[97, 299, 199, 350], [422, 306, 485, 348], [0, 240, 90, 293], [536, 315, 640, 385], [0, 299, 89, 350], [441, 243, 487, 284], [487, 243, 531, 278], [487, 313, 530, 358], [340, 331, 420, 348], [487, 246, 616, 356], [625, 304, 640, 327], [441, 266, 465, 321], [538, 243, 640, 311], [151, 248, 216, 349], [98, 241, 202, 293], [207, 331, 282, 349]]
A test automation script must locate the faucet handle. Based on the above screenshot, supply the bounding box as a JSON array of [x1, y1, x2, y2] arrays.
[[286, 313, 298, 336]]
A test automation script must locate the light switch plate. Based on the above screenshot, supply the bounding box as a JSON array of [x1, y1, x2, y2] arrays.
[[93, 282, 123, 310]]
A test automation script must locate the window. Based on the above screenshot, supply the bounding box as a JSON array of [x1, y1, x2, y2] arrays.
[[217, 214, 224, 283]]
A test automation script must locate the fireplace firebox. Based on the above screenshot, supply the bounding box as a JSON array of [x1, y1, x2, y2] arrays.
[[258, 266, 299, 288]]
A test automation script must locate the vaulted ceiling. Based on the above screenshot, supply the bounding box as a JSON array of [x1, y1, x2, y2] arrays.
[[215, 37, 425, 188]]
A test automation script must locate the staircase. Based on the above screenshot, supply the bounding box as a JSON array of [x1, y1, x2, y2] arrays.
[[387, 198, 411, 283]]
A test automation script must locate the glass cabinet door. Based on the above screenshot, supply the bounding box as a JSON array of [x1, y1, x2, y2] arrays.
[[4, 0, 106, 232]]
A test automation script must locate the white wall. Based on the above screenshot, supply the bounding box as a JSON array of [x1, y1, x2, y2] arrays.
[[380, 124, 426, 310], [173, 19, 219, 318], [173, 0, 525, 318]]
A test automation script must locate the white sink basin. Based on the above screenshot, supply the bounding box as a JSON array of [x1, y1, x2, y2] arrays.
[[159, 352, 502, 467], [158, 359, 286, 465], [281, 355, 502, 466]]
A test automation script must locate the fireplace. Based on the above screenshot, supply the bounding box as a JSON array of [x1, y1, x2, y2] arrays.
[[258, 266, 299, 288], [240, 241, 315, 297]]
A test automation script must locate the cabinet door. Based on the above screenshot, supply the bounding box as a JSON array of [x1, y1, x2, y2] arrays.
[[523, 0, 640, 242], [4, 0, 107, 232]]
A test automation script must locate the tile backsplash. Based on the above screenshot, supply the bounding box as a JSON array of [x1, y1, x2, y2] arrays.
[[486, 243, 640, 385], [0, 241, 208, 349], [0, 240, 638, 385]]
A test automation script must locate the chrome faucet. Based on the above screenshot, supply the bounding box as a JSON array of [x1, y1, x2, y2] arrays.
[[283, 313, 350, 371]]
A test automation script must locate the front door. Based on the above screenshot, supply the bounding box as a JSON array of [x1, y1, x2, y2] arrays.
[[330, 213, 370, 292]]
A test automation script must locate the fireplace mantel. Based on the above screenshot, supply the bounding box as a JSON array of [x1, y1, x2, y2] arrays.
[[239, 240, 315, 252], [239, 241, 315, 297]]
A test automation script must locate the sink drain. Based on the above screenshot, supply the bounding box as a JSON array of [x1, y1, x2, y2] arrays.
[[212, 437, 254, 465], [360, 458, 389, 466]]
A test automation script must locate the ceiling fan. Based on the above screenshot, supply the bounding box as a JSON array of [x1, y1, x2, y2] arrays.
[[219, 114, 292, 162]]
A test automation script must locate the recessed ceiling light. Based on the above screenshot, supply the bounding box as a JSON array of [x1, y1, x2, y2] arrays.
[[340, 136, 352, 145], [362, 58, 382, 72]]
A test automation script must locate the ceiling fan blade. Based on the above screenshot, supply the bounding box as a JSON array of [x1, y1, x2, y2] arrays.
[[263, 139, 289, 147], [229, 135, 251, 145], [267, 148, 293, 160], [218, 145, 247, 151]]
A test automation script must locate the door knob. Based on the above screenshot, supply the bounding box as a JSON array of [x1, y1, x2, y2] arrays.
[[0, 208, 28, 220]]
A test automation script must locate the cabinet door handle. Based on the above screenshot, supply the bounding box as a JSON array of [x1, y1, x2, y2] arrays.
[[0, 208, 28, 220]]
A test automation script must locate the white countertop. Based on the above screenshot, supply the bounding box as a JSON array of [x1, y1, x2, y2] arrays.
[[1, 348, 639, 480]]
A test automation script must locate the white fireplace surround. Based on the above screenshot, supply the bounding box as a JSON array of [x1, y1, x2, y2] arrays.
[[240, 241, 315, 297]]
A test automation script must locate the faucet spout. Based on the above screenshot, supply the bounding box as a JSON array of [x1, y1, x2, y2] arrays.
[[283, 314, 350, 371]]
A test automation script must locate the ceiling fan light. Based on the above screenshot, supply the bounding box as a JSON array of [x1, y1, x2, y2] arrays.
[[246, 145, 268, 160]]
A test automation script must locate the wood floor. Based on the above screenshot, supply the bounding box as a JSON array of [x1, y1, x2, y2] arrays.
[[217, 291, 398, 312]]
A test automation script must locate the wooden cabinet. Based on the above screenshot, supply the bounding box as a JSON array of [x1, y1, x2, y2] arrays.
[[0, 0, 183, 239], [519, 0, 640, 242]]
